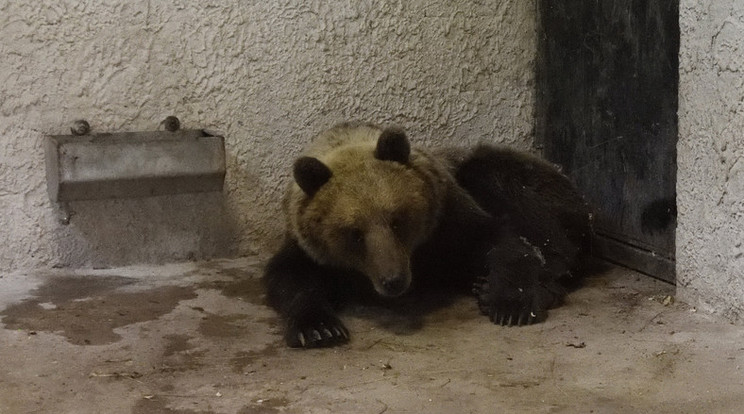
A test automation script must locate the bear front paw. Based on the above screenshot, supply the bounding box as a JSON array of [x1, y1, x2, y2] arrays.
[[285, 311, 350, 348], [486, 298, 546, 327], [473, 277, 547, 327]]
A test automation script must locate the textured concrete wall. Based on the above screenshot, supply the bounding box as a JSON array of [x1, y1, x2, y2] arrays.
[[0, 1, 537, 272], [678, 1, 744, 321]]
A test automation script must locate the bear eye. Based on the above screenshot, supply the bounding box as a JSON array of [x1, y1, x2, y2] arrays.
[[391, 213, 407, 238], [342, 227, 365, 247]]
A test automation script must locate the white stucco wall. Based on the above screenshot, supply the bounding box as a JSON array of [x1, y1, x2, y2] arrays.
[[678, 1, 744, 321], [0, 1, 537, 273]]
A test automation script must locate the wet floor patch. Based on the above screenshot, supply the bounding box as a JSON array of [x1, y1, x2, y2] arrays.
[[160, 334, 206, 373], [163, 334, 195, 357], [198, 313, 248, 338], [0, 275, 197, 345], [197, 276, 265, 305]]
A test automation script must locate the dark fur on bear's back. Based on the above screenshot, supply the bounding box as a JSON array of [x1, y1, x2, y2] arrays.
[[451, 146, 593, 325], [453, 145, 592, 273], [264, 124, 594, 348]]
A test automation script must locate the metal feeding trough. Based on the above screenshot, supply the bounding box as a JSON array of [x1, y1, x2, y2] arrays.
[[45, 117, 226, 202]]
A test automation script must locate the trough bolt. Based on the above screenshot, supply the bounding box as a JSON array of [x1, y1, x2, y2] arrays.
[[70, 119, 90, 136], [58, 202, 73, 225], [161, 116, 181, 132]]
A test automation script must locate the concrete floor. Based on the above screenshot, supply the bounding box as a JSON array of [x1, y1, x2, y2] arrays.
[[1, 257, 743, 414]]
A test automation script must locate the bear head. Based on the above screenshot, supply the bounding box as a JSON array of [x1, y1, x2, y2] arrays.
[[286, 125, 450, 298]]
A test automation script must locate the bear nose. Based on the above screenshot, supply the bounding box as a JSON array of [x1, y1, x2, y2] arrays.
[[381, 276, 409, 297]]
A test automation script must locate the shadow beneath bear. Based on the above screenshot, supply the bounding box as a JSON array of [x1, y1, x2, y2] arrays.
[[343, 256, 615, 337], [345, 290, 472, 336]]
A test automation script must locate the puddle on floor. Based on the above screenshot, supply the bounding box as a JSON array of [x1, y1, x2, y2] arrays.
[[0, 275, 197, 345], [163, 334, 195, 357], [197, 276, 265, 305], [198, 313, 248, 338]]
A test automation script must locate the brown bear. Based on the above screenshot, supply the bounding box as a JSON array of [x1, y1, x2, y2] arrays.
[[264, 122, 594, 348]]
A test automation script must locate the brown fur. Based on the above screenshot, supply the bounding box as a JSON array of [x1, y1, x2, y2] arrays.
[[284, 122, 460, 296]]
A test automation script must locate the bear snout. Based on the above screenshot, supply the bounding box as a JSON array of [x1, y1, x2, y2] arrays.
[[377, 274, 411, 297]]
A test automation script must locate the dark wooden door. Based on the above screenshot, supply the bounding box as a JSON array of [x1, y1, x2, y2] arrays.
[[536, 1, 679, 282]]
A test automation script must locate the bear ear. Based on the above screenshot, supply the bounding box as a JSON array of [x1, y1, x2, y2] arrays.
[[293, 156, 332, 197], [374, 126, 410, 164]]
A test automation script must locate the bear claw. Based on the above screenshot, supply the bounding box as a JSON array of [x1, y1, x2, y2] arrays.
[[489, 307, 543, 327], [474, 273, 549, 327], [286, 318, 350, 348]]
